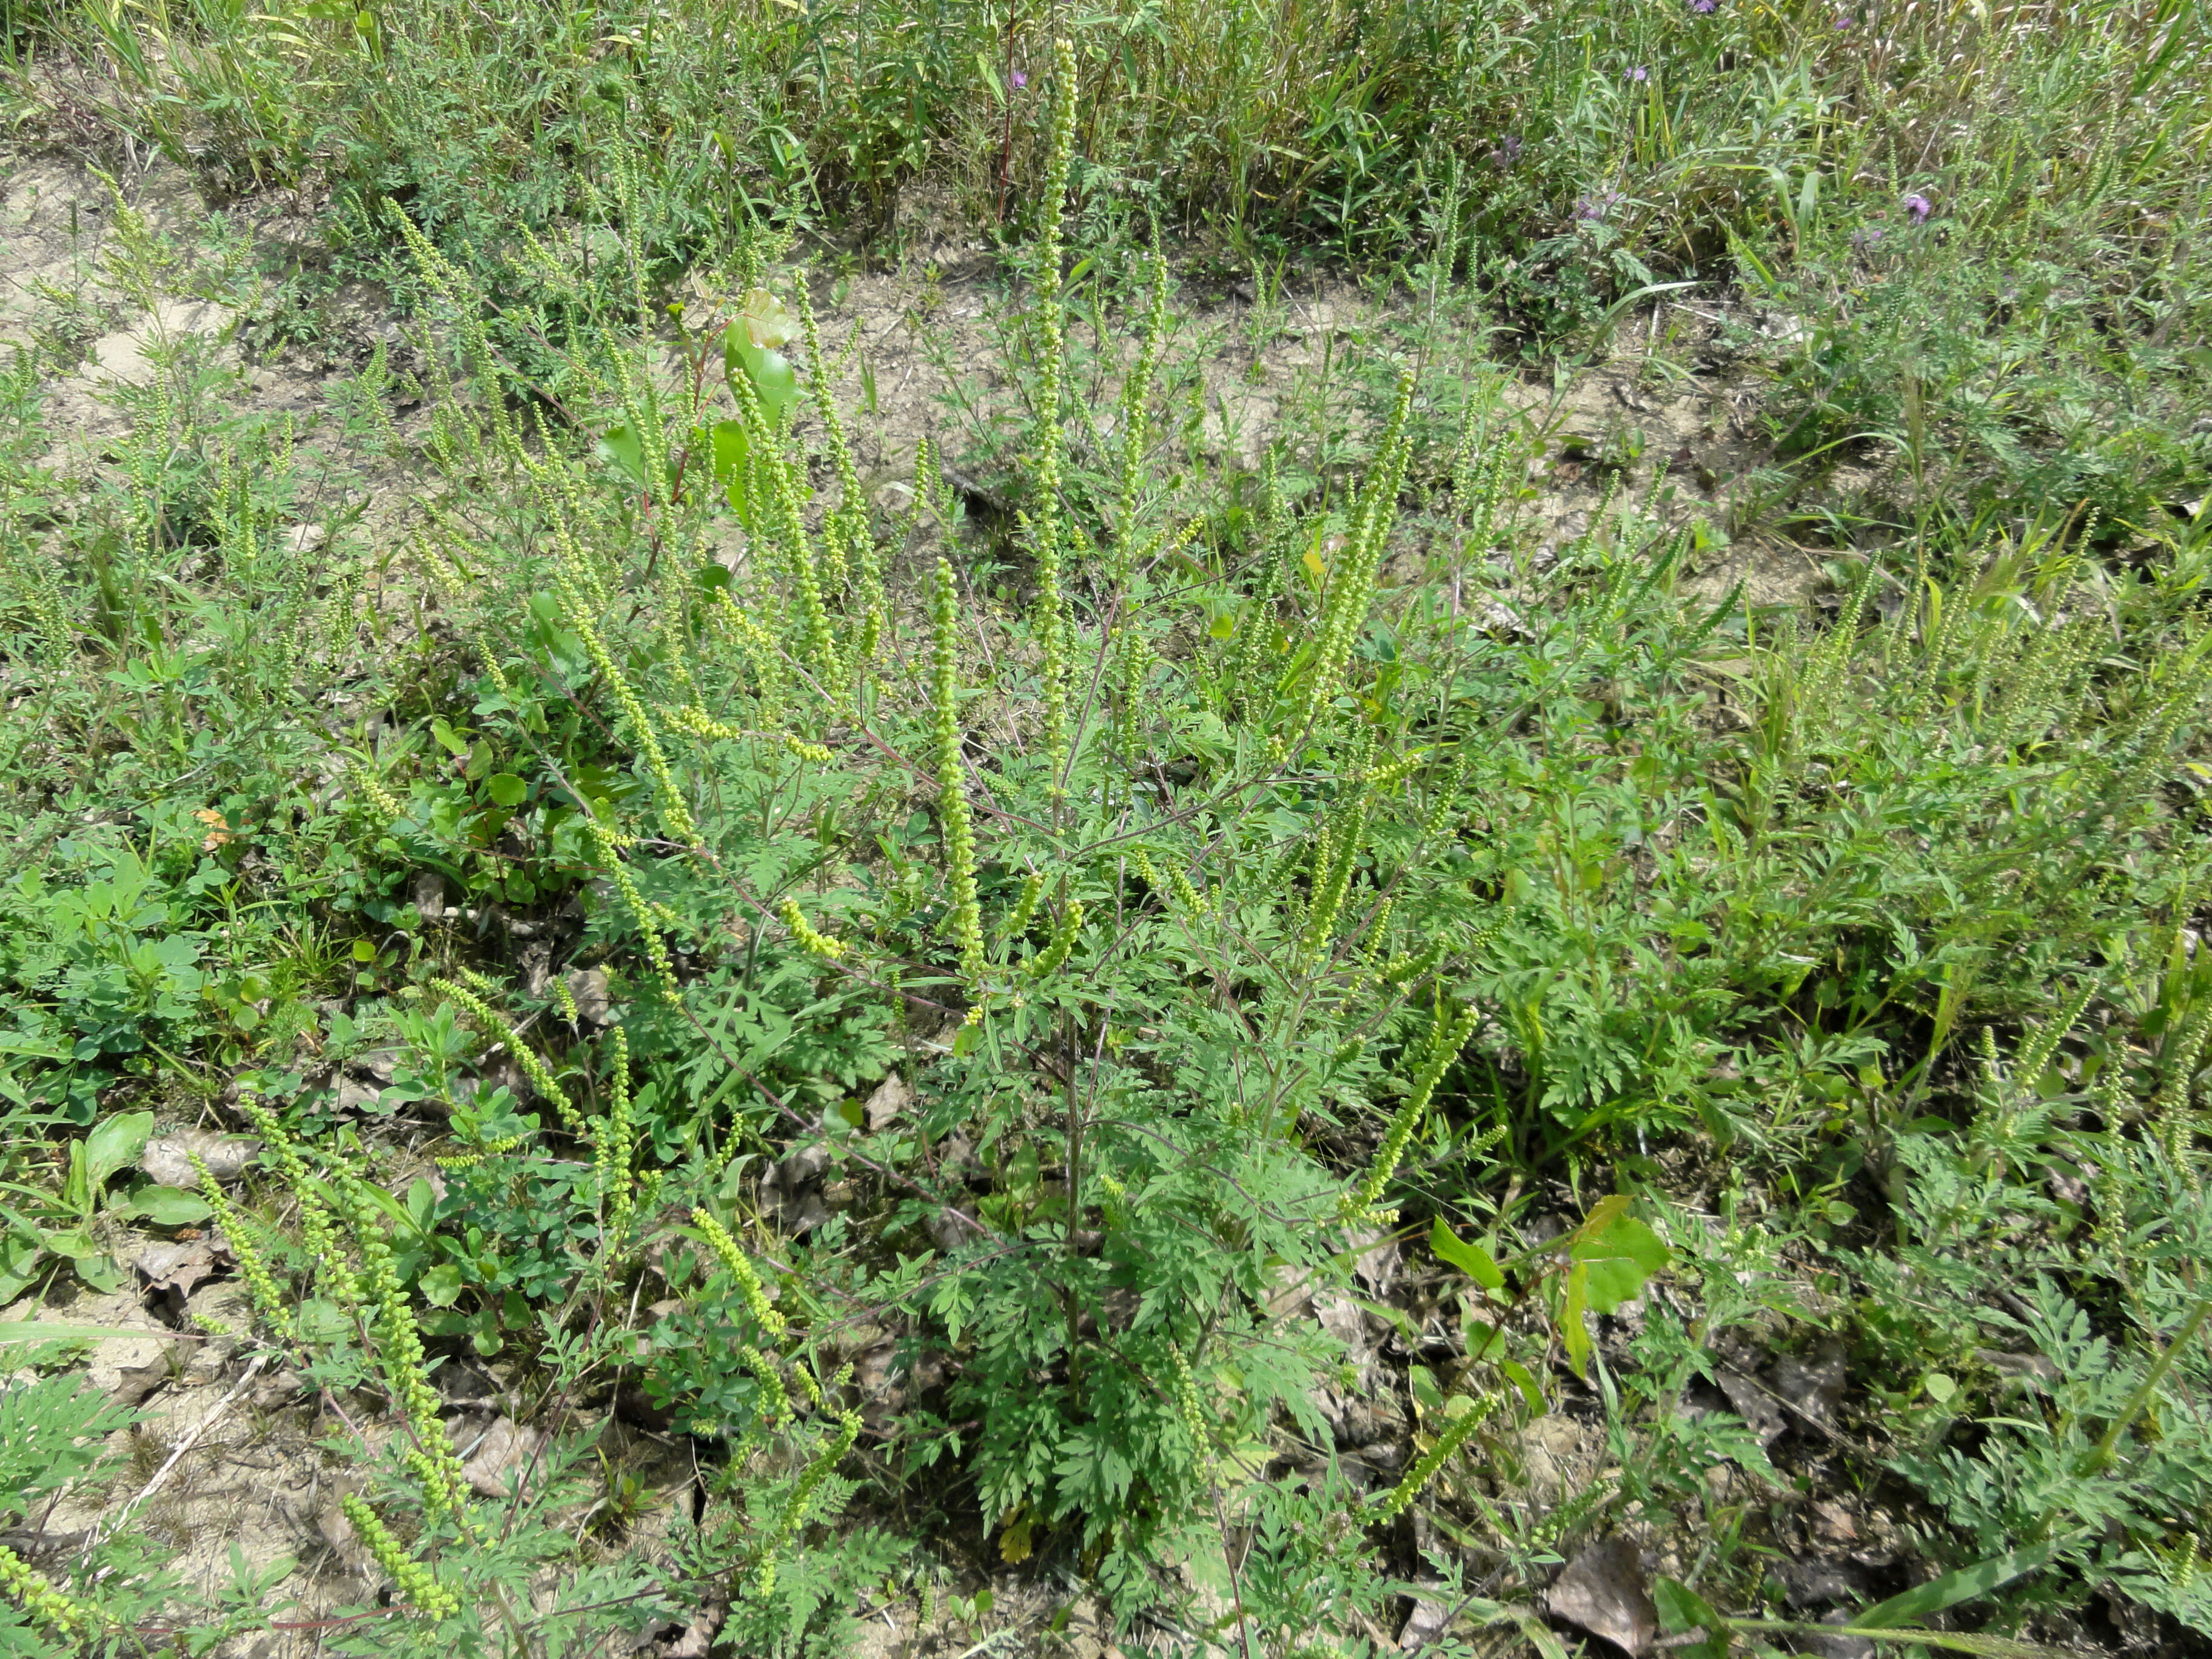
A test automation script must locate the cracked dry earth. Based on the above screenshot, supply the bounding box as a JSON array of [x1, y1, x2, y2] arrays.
[[1, 145, 1844, 1657]]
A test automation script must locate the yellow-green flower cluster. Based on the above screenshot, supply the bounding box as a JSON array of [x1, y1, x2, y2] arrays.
[[2157, 997, 2212, 1175], [1106, 251, 1174, 588], [1300, 797, 1372, 964], [1168, 1341, 1210, 1463], [477, 635, 512, 697], [552, 578, 699, 846], [1343, 1000, 1483, 1224], [756, 1406, 862, 1596], [432, 976, 581, 1138], [1295, 370, 1416, 739], [351, 763, 406, 826], [1028, 899, 1085, 980], [1133, 848, 1212, 922], [388, 207, 524, 466], [999, 871, 1045, 949], [344, 1176, 469, 1517], [707, 587, 789, 716], [340, 1494, 460, 1620], [1022, 38, 1083, 792], [691, 1208, 787, 1337], [1168, 865, 1211, 920], [598, 1025, 637, 1244], [743, 1345, 794, 1429], [580, 814, 683, 1005], [781, 732, 833, 766], [797, 283, 863, 602], [729, 344, 843, 685], [928, 560, 987, 984], [1362, 748, 1430, 791], [192, 1156, 292, 1343], [0, 1541, 95, 1638], [661, 702, 746, 743], [1373, 1389, 1498, 1520], [232, 1096, 360, 1315], [781, 896, 848, 962]]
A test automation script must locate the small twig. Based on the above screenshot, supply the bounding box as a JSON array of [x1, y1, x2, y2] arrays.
[[91, 1353, 269, 1551]]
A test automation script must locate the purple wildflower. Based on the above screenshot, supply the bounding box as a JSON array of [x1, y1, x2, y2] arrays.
[[1011, 69, 1027, 89], [1629, 64, 1650, 81], [1689, 0, 1718, 15], [1903, 191, 1932, 224], [1488, 133, 1523, 169], [1575, 190, 1625, 221], [1849, 226, 1886, 250]]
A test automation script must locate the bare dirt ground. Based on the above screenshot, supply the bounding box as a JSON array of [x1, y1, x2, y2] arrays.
[[1, 145, 1842, 1657]]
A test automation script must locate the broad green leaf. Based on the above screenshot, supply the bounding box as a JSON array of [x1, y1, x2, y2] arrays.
[[485, 773, 527, 808], [1561, 1262, 1592, 1378], [736, 287, 797, 347], [430, 716, 469, 757], [597, 423, 648, 486], [1852, 1539, 2073, 1629], [123, 1183, 213, 1225], [419, 1264, 465, 1307], [709, 419, 753, 520], [1654, 1577, 1724, 1635], [73, 1252, 122, 1293], [1569, 1209, 1669, 1313], [1432, 1216, 1505, 1290], [84, 1111, 155, 1188], [1409, 1365, 1443, 1416], [724, 326, 799, 434], [1499, 1358, 1546, 1413], [1563, 1193, 1632, 1249]]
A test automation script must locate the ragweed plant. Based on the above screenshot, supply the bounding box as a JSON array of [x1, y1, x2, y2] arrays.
[[5, 3, 2212, 1646]]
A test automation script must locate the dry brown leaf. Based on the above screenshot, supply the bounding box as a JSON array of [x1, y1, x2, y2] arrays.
[[565, 967, 614, 1026], [863, 1070, 910, 1132], [140, 1129, 260, 1188], [1717, 1366, 1787, 1446], [1546, 1537, 1658, 1656], [135, 1236, 230, 1318], [462, 1416, 544, 1498], [1769, 1340, 1848, 1427]]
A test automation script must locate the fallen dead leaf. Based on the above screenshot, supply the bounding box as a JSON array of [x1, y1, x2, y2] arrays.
[[565, 967, 614, 1026], [853, 1341, 904, 1434], [140, 1129, 260, 1188], [1399, 1595, 1450, 1651], [1769, 1340, 1848, 1429], [660, 1589, 729, 1657], [1546, 1536, 1658, 1656], [1717, 1366, 1787, 1446], [461, 1415, 544, 1498], [1347, 1226, 1401, 1296], [862, 1070, 910, 1132], [135, 1235, 232, 1318], [1809, 1500, 1859, 1546]]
